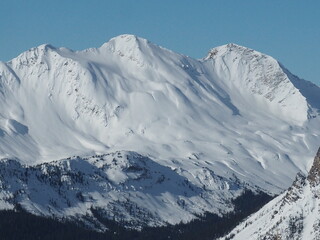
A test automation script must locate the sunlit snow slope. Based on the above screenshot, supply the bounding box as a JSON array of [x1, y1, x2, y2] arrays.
[[0, 34, 319, 227]]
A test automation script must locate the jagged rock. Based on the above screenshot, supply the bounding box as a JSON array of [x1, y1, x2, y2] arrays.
[[308, 147, 320, 186]]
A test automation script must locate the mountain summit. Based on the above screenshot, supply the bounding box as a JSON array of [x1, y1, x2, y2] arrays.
[[205, 43, 312, 122], [0, 35, 319, 229]]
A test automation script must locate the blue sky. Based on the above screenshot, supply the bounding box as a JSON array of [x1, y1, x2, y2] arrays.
[[1, 0, 319, 85]]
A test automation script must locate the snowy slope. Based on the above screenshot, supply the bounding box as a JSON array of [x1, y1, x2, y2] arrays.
[[220, 147, 320, 240], [0, 34, 319, 227], [205, 44, 313, 123], [0, 151, 243, 229]]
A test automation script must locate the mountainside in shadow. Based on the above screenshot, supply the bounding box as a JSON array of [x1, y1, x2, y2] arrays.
[[0, 190, 272, 240]]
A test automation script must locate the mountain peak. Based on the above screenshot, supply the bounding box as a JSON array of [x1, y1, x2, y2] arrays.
[[204, 42, 311, 124], [0, 34, 318, 187], [223, 43, 250, 52], [98, 34, 169, 67], [111, 34, 144, 42], [100, 34, 150, 52], [8, 43, 57, 66], [204, 43, 256, 60], [0, 35, 320, 236], [36, 43, 56, 51], [26, 43, 57, 56]]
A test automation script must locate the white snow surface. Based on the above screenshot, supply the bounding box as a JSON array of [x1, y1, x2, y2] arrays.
[[0, 151, 241, 228], [220, 148, 320, 240], [220, 178, 320, 240], [0, 34, 319, 227]]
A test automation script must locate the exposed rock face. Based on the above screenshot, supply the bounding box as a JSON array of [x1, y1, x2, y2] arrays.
[[308, 147, 320, 186]]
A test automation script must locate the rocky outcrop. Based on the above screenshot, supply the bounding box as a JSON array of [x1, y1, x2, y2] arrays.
[[307, 147, 320, 186]]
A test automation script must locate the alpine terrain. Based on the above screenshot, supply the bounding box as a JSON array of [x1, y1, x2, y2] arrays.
[[0, 34, 319, 235], [221, 147, 320, 240]]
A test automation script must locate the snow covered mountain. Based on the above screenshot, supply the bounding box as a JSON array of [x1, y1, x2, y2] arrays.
[[0, 34, 319, 229], [0, 151, 244, 229], [220, 147, 320, 240]]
